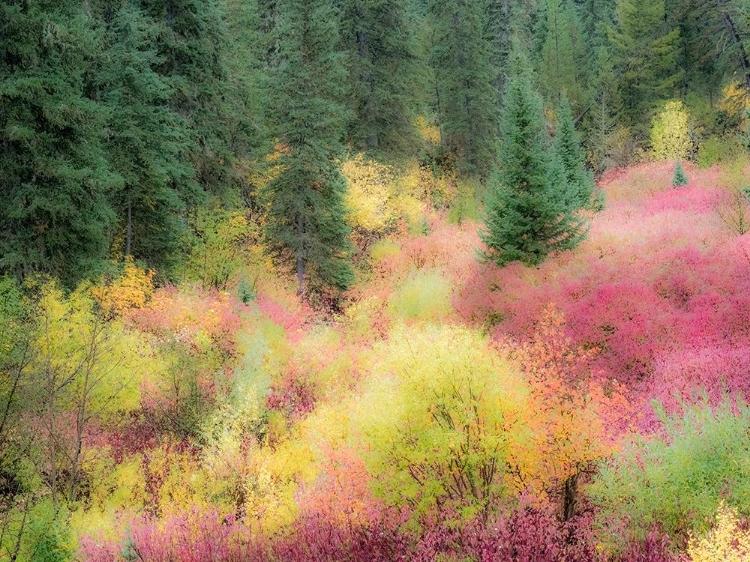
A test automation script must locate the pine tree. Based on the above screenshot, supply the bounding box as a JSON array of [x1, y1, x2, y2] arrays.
[[340, 0, 424, 155], [141, 0, 234, 198], [539, 0, 589, 109], [609, 0, 682, 139], [264, 0, 353, 297], [672, 160, 688, 187], [429, 0, 499, 178], [554, 94, 595, 208], [486, 0, 541, 98], [99, 2, 197, 273], [481, 59, 586, 266], [0, 1, 117, 285], [223, 0, 268, 162]]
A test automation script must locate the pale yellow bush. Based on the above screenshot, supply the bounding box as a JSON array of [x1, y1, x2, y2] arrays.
[[342, 154, 397, 234], [688, 502, 750, 562]]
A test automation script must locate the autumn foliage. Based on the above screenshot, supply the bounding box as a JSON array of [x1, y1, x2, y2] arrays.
[[4, 160, 749, 562]]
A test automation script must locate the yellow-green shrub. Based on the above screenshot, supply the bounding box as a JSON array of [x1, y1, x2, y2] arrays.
[[353, 325, 532, 521], [388, 270, 452, 321], [370, 239, 401, 265], [650, 100, 691, 161]]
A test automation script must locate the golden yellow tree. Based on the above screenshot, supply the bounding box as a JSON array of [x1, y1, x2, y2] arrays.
[[650, 100, 691, 161]]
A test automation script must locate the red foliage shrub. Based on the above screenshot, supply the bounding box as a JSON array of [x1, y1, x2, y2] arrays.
[[266, 365, 317, 418], [618, 530, 685, 562]]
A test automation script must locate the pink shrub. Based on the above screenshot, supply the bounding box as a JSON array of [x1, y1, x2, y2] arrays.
[[255, 292, 311, 341], [266, 365, 317, 417], [456, 162, 750, 418], [79, 509, 267, 562], [129, 286, 249, 356]]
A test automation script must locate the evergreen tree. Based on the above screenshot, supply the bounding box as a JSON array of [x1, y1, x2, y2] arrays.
[[264, 0, 353, 297], [0, 1, 116, 285], [429, 0, 499, 178], [340, 0, 424, 155], [578, 0, 616, 50], [99, 2, 196, 272], [554, 94, 595, 208], [223, 0, 268, 162], [481, 59, 586, 266], [587, 46, 621, 174], [486, 0, 543, 98], [672, 160, 688, 187], [141, 0, 234, 198], [609, 0, 682, 138], [539, 0, 589, 109]]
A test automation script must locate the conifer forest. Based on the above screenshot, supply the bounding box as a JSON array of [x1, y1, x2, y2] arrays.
[[3, 0, 750, 560]]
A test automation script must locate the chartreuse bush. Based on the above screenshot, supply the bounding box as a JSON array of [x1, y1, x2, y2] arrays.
[[388, 270, 452, 321], [354, 325, 533, 522], [590, 399, 750, 548]]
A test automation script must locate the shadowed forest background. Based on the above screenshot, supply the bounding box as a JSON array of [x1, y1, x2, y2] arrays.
[[1, 0, 750, 560]]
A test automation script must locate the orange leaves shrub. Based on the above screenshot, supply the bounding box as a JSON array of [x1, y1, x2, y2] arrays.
[[503, 306, 634, 513], [297, 446, 379, 528], [92, 258, 154, 316]]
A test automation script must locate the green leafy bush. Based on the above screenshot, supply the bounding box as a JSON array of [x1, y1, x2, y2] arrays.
[[590, 399, 750, 546], [696, 136, 742, 169]]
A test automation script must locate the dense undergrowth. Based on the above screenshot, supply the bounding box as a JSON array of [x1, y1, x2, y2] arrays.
[[1, 160, 749, 561]]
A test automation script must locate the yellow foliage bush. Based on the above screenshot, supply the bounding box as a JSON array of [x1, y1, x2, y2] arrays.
[[416, 115, 441, 146], [388, 269, 452, 321], [688, 502, 750, 562], [650, 100, 691, 161], [354, 325, 532, 519], [342, 154, 397, 235], [92, 257, 154, 316]]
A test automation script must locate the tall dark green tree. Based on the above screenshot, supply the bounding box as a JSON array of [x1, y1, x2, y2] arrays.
[[481, 59, 586, 266], [223, 0, 268, 163], [538, 0, 589, 109], [609, 0, 681, 138], [0, 1, 116, 285], [486, 0, 542, 98], [141, 0, 234, 198], [99, 2, 196, 272], [340, 0, 424, 155], [554, 94, 594, 208], [429, 0, 499, 178], [264, 0, 353, 297]]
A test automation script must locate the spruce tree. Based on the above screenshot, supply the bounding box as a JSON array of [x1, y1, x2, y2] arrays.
[[554, 94, 595, 208], [0, 1, 116, 285], [141, 0, 234, 198], [481, 60, 586, 266], [99, 2, 196, 272], [264, 0, 353, 297], [539, 0, 589, 109], [223, 0, 268, 163], [672, 160, 688, 187], [609, 0, 681, 139], [429, 0, 499, 178], [340, 0, 424, 155], [486, 0, 541, 99]]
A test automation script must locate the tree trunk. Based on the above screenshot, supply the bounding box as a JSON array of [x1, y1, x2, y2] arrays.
[[562, 473, 578, 521], [296, 214, 305, 297], [125, 200, 132, 257], [723, 11, 750, 92]]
